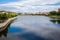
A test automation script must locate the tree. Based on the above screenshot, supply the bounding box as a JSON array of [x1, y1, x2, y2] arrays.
[[49, 11, 57, 15], [57, 12, 60, 15], [1, 13, 8, 20]]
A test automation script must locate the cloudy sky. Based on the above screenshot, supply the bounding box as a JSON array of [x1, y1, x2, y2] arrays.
[[0, 0, 60, 13]]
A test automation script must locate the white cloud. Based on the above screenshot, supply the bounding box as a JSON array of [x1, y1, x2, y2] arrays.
[[0, 0, 60, 13]]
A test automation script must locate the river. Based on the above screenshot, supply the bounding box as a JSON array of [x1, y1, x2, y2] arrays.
[[0, 16, 60, 40]]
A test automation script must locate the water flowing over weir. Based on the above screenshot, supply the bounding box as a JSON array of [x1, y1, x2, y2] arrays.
[[0, 16, 60, 40]]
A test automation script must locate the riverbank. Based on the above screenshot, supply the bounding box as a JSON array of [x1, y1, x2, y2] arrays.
[[49, 16, 60, 18], [0, 17, 17, 31]]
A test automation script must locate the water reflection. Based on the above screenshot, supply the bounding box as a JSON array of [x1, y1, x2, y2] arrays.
[[50, 17, 60, 24], [0, 23, 10, 37], [0, 27, 8, 37], [18, 32, 53, 40], [0, 16, 60, 40], [0, 19, 15, 37], [8, 26, 24, 33], [50, 20, 60, 24]]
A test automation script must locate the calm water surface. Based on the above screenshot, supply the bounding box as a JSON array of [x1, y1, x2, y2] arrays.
[[0, 16, 60, 40]]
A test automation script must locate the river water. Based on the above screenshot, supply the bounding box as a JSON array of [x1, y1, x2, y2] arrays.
[[0, 16, 60, 40]]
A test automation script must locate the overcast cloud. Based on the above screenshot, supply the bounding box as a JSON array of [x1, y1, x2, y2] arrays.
[[0, 0, 60, 13]]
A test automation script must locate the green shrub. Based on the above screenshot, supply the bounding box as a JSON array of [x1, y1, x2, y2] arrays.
[[0, 12, 18, 20]]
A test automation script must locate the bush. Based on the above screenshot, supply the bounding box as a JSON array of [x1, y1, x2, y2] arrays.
[[0, 12, 18, 20], [1, 13, 8, 19]]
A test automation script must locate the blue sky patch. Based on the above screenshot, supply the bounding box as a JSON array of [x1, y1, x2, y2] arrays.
[[0, 0, 20, 4]]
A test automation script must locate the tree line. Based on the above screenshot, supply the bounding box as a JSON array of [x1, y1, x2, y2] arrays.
[[49, 11, 60, 16], [0, 12, 18, 20]]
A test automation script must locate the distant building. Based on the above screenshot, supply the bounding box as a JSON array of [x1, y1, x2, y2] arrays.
[[7, 11, 16, 15], [0, 11, 6, 14], [58, 8, 60, 12], [0, 10, 16, 14]]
